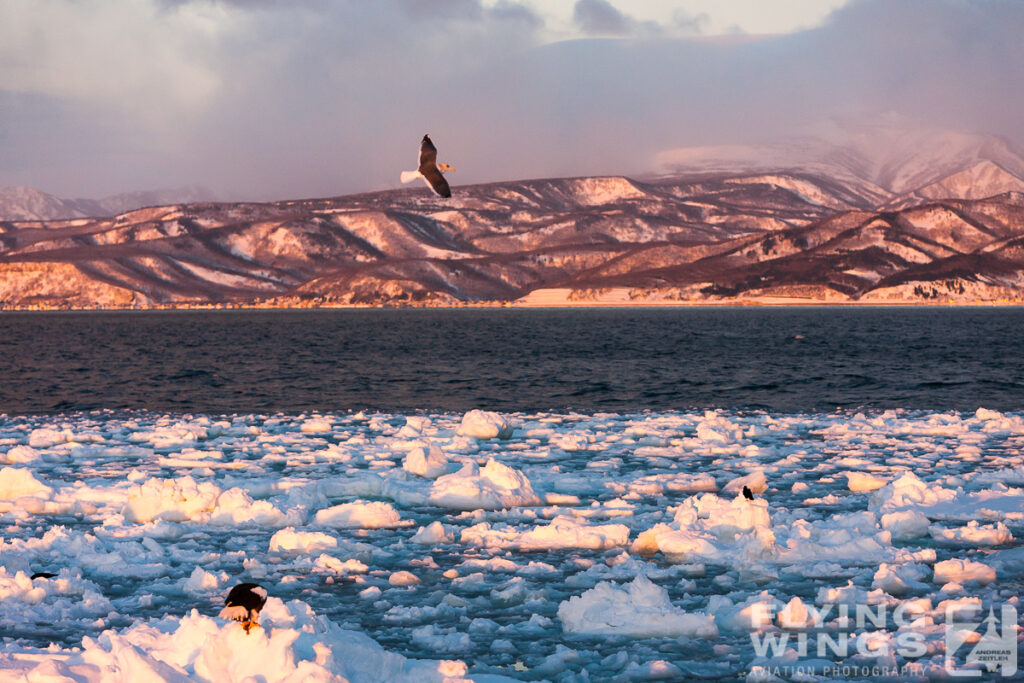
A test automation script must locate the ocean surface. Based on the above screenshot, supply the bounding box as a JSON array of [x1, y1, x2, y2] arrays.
[[1, 307, 1022, 415]]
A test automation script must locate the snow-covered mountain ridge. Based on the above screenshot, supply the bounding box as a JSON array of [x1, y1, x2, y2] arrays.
[[2, 151, 1024, 308], [656, 124, 1024, 198], [0, 185, 216, 222]]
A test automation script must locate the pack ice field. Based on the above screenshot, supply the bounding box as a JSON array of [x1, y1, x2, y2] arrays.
[[1, 408, 1022, 681]]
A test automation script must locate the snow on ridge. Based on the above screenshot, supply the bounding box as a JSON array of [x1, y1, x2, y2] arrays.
[[169, 258, 287, 290], [724, 174, 852, 210], [568, 176, 647, 206], [655, 124, 1024, 200], [5, 159, 1024, 307], [899, 159, 1024, 204]]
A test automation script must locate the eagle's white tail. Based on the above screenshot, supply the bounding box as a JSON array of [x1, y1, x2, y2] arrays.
[[400, 170, 421, 184]]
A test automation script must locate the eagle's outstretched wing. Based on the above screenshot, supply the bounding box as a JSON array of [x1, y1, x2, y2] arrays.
[[418, 135, 439, 173], [421, 165, 451, 198], [417, 135, 451, 197]]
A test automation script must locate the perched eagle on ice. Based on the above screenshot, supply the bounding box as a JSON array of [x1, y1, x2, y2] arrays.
[[401, 134, 455, 198], [219, 582, 267, 634]]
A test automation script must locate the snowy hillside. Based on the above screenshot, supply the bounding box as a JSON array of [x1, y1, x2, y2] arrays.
[[0, 187, 104, 222], [2, 161, 1024, 308], [0, 185, 216, 222], [656, 123, 1024, 201]]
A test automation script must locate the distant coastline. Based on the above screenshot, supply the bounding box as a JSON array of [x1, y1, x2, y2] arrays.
[[3, 292, 1023, 313]]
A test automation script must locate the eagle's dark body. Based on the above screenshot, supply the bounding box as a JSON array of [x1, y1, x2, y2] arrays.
[[219, 582, 267, 633], [418, 135, 451, 198]]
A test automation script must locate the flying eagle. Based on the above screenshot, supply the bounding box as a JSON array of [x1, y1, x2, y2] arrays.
[[219, 582, 267, 634], [400, 134, 455, 198]]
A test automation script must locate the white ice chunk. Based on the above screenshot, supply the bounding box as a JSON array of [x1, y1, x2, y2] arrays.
[[402, 443, 448, 479], [122, 476, 301, 527], [632, 493, 775, 564], [313, 554, 368, 575], [27, 428, 73, 448], [723, 471, 768, 495], [314, 500, 405, 528], [929, 520, 1013, 546], [411, 521, 454, 545], [879, 510, 931, 541], [456, 410, 513, 440], [869, 472, 956, 513], [428, 459, 540, 510], [359, 586, 382, 599], [0, 597, 484, 682], [776, 596, 815, 629], [871, 562, 931, 596], [558, 574, 717, 638], [389, 570, 420, 587], [932, 558, 996, 585], [619, 472, 718, 496], [844, 471, 888, 492], [0, 445, 41, 464], [269, 527, 339, 553], [300, 418, 333, 433], [706, 591, 782, 632], [0, 568, 113, 626], [396, 416, 432, 438], [121, 476, 222, 523], [0, 467, 52, 499], [182, 567, 229, 593], [462, 515, 629, 551]]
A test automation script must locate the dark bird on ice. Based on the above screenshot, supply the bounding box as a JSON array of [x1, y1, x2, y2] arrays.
[[219, 582, 267, 634], [742, 485, 754, 501], [401, 134, 455, 198]]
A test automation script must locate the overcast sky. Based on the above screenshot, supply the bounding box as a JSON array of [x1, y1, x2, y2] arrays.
[[1, 0, 1021, 200]]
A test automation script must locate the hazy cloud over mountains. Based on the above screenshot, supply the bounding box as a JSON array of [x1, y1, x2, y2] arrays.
[[573, 0, 635, 36], [1, 0, 1021, 200]]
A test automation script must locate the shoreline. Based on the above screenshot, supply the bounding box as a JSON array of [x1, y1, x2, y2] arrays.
[[3, 285, 1024, 312], [2, 299, 1024, 312]]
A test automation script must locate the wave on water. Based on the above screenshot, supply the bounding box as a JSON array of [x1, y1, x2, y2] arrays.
[[2, 308, 1024, 415]]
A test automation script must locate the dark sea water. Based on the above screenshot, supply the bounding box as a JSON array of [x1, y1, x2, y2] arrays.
[[1, 307, 1022, 414]]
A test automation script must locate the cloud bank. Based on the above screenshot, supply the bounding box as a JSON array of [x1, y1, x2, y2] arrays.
[[0, 0, 1020, 200]]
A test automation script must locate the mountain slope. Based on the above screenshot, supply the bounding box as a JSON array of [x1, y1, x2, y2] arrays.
[[0, 185, 217, 221], [655, 125, 1024, 208], [1, 172, 1023, 309], [590, 195, 1024, 302], [0, 187, 107, 222]]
